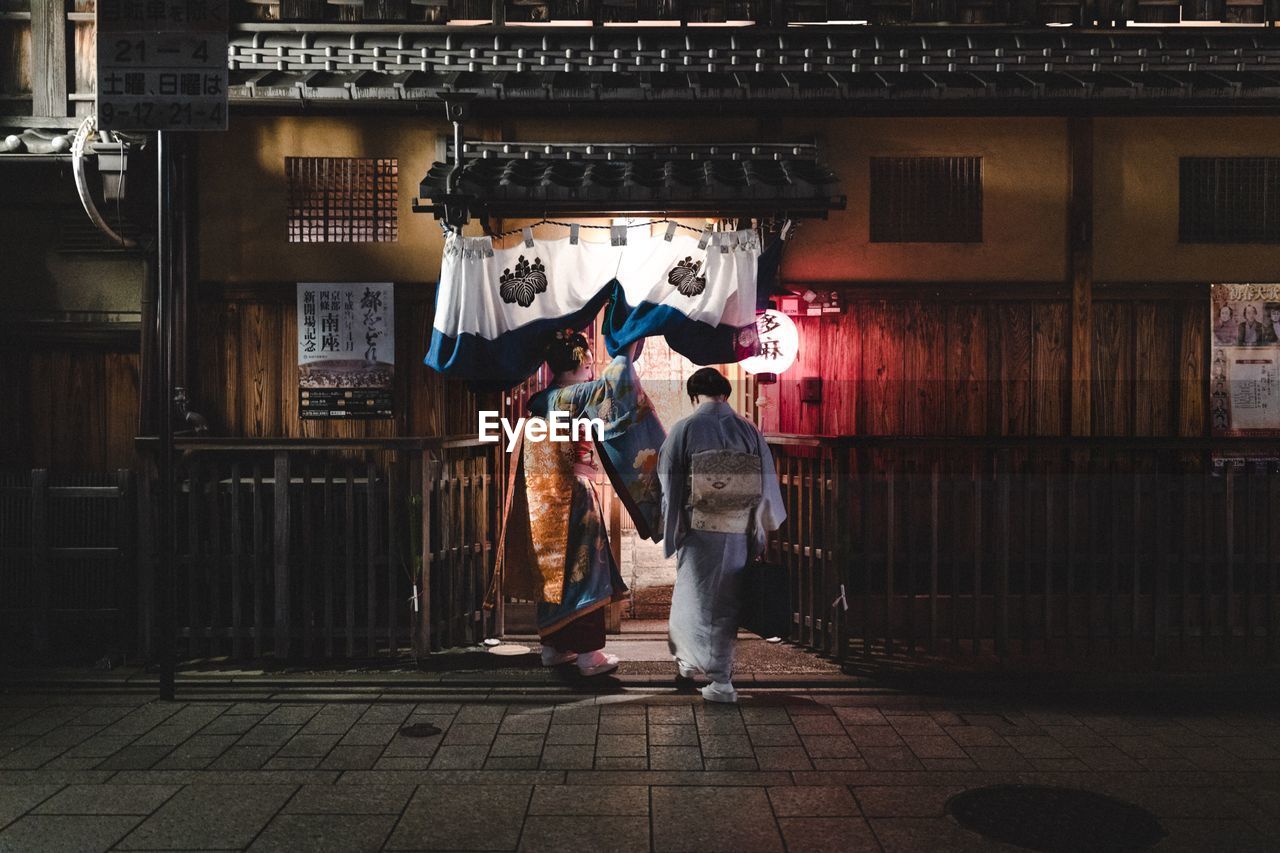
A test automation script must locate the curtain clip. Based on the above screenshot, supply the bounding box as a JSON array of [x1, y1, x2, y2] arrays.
[[664, 221, 677, 242], [610, 224, 627, 246], [697, 227, 713, 250], [522, 226, 534, 249], [569, 223, 580, 245]]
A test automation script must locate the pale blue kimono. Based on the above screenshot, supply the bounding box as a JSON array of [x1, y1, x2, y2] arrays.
[[658, 401, 785, 683]]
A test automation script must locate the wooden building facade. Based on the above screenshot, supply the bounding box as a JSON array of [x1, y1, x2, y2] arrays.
[[1, 3, 1278, 666]]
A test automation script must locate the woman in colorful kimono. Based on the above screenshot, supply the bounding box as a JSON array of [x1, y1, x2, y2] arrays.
[[659, 367, 785, 703], [496, 330, 664, 677]]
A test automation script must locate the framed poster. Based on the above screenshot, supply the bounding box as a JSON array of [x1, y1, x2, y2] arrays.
[[297, 283, 394, 419], [1210, 283, 1280, 439]]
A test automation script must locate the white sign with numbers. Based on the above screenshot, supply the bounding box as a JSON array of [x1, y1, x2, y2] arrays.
[[96, 0, 228, 131]]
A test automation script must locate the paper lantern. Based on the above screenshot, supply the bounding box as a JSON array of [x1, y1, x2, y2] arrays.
[[740, 310, 799, 376]]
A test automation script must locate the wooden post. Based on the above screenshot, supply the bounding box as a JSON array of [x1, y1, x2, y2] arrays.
[[31, 469, 50, 656], [30, 0, 68, 119], [1068, 117, 1094, 438], [273, 451, 291, 659]]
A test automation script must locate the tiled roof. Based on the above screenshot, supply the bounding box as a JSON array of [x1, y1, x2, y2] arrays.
[[417, 142, 845, 217], [227, 27, 1280, 109]]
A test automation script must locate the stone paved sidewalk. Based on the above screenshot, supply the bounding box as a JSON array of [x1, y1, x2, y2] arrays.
[[2, 685, 1279, 852]]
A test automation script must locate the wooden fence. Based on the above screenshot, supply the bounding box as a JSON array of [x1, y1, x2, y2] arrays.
[[136, 437, 498, 662], [766, 435, 1280, 666], [0, 469, 135, 661]]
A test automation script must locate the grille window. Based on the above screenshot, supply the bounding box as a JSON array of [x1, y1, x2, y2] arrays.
[[869, 156, 982, 243], [286, 157, 398, 243], [1180, 157, 1280, 244]]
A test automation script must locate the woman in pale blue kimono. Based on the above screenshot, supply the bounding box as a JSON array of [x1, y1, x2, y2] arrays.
[[658, 368, 785, 702], [496, 331, 664, 677]]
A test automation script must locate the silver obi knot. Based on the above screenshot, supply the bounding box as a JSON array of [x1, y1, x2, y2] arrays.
[[687, 449, 762, 534]]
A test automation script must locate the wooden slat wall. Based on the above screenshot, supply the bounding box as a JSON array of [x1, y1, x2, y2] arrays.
[[0, 343, 140, 472], [762, 287, 1207, 438], [196, 283, 491, 438]]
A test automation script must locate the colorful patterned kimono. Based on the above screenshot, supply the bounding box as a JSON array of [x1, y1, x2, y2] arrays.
[[659, 401, 785, 683], [497, 354, 665, 645]]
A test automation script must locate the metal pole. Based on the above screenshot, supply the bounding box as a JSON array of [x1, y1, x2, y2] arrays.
[[156, 130, 176, 701]]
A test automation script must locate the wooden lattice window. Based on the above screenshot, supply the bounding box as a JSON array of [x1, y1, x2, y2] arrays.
[[869, 156, 983, 243], [1180, 157, 1280, 244], [286, 157, 398, 243]]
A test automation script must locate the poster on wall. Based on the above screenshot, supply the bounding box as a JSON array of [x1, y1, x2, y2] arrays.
[[1210, 283, 1280, 440], [297, 283, 394, 419]]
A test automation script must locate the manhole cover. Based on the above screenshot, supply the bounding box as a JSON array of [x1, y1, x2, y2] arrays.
[[946, 785, 1165, 853], [398, 723, 442, 738]]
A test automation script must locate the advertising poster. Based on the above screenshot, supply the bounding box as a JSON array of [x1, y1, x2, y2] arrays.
[[297, 283, 394, 419], [1210, 283, 1280, 439]]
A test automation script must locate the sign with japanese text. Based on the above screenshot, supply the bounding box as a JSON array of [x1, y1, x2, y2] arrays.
[[96, 0, 228, 131], [1211, 283, 1280, 441], [297, 283, 395, 419]]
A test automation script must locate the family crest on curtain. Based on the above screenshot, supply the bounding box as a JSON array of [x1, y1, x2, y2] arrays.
[[425, 228, 762, 390]]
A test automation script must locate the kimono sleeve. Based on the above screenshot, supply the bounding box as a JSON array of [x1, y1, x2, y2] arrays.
[[757, 432, 786, 534], [657, 424, 688, 559]]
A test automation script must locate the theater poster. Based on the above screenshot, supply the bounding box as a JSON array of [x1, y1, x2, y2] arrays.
[[1210, 283, 1280, 439], [297, 283, 394, 419]]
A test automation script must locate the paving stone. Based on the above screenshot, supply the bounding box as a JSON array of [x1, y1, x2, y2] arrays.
[[648, 706, 695, 726], [0, 814, 140, 853], [73, 707, 134, 727], [704, 758, 759, 771], [802, 735, 861, 759], [64, 734, 137, 760], [301, 707, 366, 736], [649, 747, 704, 770], [1069, 747, 1143, 771], [248, 813, 395, 852], [455, 705, 507, 725], [699, 735, 753, 758], [964, 746, 1033, 771], [445, 724, 499, 746], [754, 746, 813, 770], [854, 785, 968, 817], [650, 725, 699, 746], [551, 707, 599, 725], [0, 784, 62, 830], [33, 726, 103, 749], [778, 817, 879, 852], [0, 746, 64, 769], [519, 815, 650, 853], [595, 755, 649, 770], [319, 745, 384, 770], [919, 758, 977, 771], [903, 735, 969, 760], [792, 716, 847, 735], [740, 707, 790, 725], [374, 757, 434, 770], [240, 724, 302, 748], [747, 725, 801, 747], [227, 703, 279, 716], [336, 724, 400, 747], [266, 756, 323, 770], [546, 725, 597, 746], [285, 778, 414, 809], [429, 745, 487, 770], [210, 745, 279, 770], [278, 734, 341, 757], [386, 784, 530, 851], [768, 785, 859, 816], [357, 704, 415, 726], [487, 755, 542, 770], [886, 716, 948, 737], [200, 714, 261, 736], [597, 734, 647, 757], [259, 705, 323, 726], [860, 747, 926, 771], [491, 734, 545, 757], [846, 726, 907, 747], [944, 725, 1008, 747], [529, 784, 648, 815], [115, 783, 295, 849], [500, 713, 552, 734], [540, 745, 596, 770], [1041, 725, 1110, 748], [651, 786, 783, 852], [34, 784, 179, 815], [599, 715, 647, 735], [382, 732, 441, 757], [869, 816, 992, 853], [93, 746, 170, 771], [835, 708, 890, 726]]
